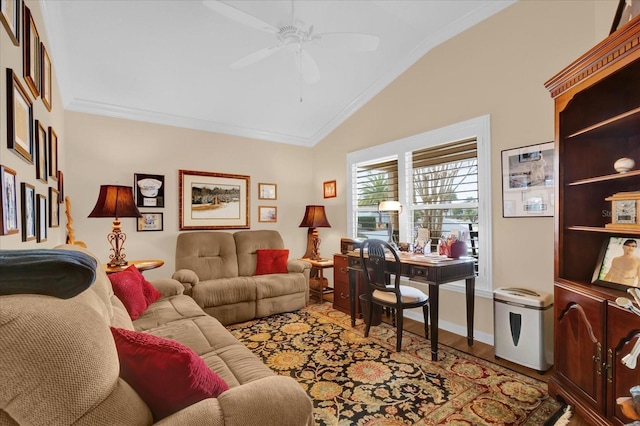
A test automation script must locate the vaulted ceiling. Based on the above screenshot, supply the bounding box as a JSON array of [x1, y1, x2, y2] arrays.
[[40, 0, 514, 146]]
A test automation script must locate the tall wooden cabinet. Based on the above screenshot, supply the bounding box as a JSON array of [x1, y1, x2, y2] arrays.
[[544, 16, 640, 426]]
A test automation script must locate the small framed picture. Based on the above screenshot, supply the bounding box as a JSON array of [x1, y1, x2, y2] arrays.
[[20, 182, 35, 241], [258, 206, 277, 223], [41, 42, 52, 111], [323, 180, 337, 199], [57, 170, 64, 202], [49, 187, 59, 228], [137, 212, 163, 232], [592, 236, 640, 290], [0, 0, 21, 46], [22, 4, 39, 98], [35, 120, 47, 183], [7, 68, 33, 163], [0, 165, 19, 235], [36, 193, 47, 242], [135, 173, 164, 207], [48, 127, 58, 181], [258, 183, 277, 200]]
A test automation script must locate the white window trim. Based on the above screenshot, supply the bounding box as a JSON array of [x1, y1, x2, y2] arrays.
[[347, 115, 493, 296]]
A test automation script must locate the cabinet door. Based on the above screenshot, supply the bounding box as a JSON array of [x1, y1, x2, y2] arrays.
[[607, 302, 640, 425], [555, 285, 606, 411]]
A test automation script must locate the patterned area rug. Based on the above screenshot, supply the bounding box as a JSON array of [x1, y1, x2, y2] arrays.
[[227, 303, 563, 425]]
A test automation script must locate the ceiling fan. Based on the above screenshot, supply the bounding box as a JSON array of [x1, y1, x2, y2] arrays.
[[203, 0, 380, 84]]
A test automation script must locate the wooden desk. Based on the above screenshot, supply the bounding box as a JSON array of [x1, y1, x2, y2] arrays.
[[300, 258, 334, 303], [104, 259, 164, 274], [346, 251, 476, 361]]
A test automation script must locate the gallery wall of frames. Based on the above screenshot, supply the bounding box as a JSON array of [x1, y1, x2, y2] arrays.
[[1, 0, 66, 248]]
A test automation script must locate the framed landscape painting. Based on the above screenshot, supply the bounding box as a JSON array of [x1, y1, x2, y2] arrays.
[[179, 169, 249, 230]]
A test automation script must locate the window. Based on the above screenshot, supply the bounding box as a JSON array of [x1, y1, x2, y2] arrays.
[[347, 115, 492, 294]]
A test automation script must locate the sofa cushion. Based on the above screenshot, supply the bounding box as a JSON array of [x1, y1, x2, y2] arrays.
[[255, 249, 289, 275], [234, 230, 285, 277], [133, 295, 208, 332], [175, 232, 239, 281], [110, 327, 229, 421], [192, 277, 257, 307], [108, 265, 161, 320]]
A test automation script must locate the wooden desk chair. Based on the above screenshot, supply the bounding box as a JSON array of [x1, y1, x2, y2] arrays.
[[360, 239, 429, 352], [64, 196, 87, 248]]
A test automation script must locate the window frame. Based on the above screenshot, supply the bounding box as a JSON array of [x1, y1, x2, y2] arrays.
[[347, 115, 492, 295]]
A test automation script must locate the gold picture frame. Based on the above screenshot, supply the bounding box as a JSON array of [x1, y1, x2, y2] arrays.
[[258, 182, 277, 200], [258, 206, 277, 223], [22, 4, 39, 98], [35, 120, 47, 183], [41, 43, 52, 111], [49, 187, 59, 228], [179, 169, 250, 230], [6, 68, 33, 163], [0, 0, 21, 46], [48, 127, 58, 181]]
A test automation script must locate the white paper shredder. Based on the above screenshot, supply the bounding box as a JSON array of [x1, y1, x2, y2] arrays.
[[493, 287, 554, 372]]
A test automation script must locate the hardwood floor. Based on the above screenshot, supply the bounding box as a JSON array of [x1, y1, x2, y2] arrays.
[[312, 295, 589, 425]]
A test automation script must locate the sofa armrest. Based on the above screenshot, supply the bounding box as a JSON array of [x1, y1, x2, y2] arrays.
[[149, 278, 184, 297], [156, 376, 313, 426], [287, 259, 311, 274], [171, 269, 199, 295]]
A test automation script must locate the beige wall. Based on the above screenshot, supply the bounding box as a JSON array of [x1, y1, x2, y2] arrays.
[[0, 0, 65, 249], [2, 1, 619, 342], [313, 0, 617, 338]]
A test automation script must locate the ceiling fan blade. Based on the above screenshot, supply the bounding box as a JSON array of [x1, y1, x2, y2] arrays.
[[231, 43, 283, 69], [315, 33, 379, 52], [296, 50, 320, 84], [203, 1, 279, 34]]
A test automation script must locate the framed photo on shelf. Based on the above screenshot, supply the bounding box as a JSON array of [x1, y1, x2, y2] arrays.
[[41, 43, 52, 111], [20, 182, 35, 241], [48, 127, 58, 181], [323, 180, 336, 199], [611, 0, 640, 34], [134, 173, 164, 207], [35, 120, 47, 183], [22, 5, 39, 98], [501, 142, 554, 217], [179, 169, 250, 230], [7, 68, 33, 163], [36, 193, 47, 242], [258, 183, 277, 200], [137, 212, 163, 232], [258, 206, 277, 223], [0, 0, 21, 46], [592, 236, 640, 290], [48, 187, 59, 228], [0, 165, 19, 235]]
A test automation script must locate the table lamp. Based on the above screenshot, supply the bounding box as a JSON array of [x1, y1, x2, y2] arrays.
[[378, 200, 402, 246], [88, 185, 141, 267], [299, 205, 331, 261]]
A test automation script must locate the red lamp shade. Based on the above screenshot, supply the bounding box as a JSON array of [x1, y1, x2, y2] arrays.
[[88, 185, 141, 219], [298, 205, 331, 228]]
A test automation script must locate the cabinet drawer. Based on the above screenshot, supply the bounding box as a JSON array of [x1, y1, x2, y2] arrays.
[[333, 277, 351, 312]]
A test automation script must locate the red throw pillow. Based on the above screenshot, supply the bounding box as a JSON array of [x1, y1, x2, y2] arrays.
[[255, 249, 289, 275], [108, 265, 162, 320], [110, 327, 229, 420]]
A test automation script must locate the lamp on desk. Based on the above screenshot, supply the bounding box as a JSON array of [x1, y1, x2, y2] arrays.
[[378, 200, 402, 246], [299, 205, 331, 261], [88, 185, 141, 267]]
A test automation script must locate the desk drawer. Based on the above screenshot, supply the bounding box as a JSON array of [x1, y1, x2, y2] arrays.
[[333, 277, 351, 313], [409, 262, 475, 284]]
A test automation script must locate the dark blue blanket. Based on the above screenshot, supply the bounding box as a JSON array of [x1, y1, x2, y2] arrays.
[[0, 249, 96, 299]]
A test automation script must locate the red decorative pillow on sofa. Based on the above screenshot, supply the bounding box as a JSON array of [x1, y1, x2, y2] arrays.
[[110, 327, 229, 420], [108, 265, 162, 320], [255, 249, 289, 275]]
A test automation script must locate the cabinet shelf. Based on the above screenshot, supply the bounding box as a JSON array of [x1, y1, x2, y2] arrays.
[[568, 169, 640, 186], [564, 107, 640, 140], [567, 225, 640, 236]]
